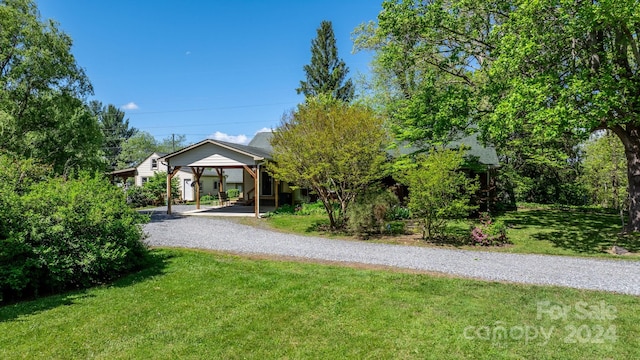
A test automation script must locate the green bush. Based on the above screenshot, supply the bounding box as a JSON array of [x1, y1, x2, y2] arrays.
[[227, 188, 240, 198], [386, 205, 411, 221], [200, 194, 218, 205], [126, 185, 152, 208], [143, 172, 180, 205], [125, 172, 180, 208], [0, 172, 148, 302], [347, 190, 399, 237], [296, 200, 327, 215], [385, 221, 406, 235], [397, 149, 479, 240], [469, 213, 511, 246], [0, 179, 34, 302], [263, 204, 296, 217]]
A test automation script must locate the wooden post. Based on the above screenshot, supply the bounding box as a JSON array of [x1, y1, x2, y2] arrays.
[[243, 165, 259, 218], [255, 166, 260, 218], [166, 162, 172, 215], [191, 166, 205, 210], [195, 179, 201, 209], [275, 179, 279, 209], [166, 164, 182, 214], [216, 168, 223, 193]]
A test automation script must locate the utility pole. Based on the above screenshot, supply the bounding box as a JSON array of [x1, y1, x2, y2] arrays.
[[172, 134, 175, 152]]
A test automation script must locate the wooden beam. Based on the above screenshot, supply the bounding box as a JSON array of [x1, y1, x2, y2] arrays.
[[169, 166, 182, 178], [191, 166, 205, 209], [243, 165, 256, 178]]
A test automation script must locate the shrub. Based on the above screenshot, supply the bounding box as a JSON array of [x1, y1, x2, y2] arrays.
[[200, 194, 216, 203], [143, 172, 179, 205], [469, 213, 510, 246], [1, 173, 148, 302], [227, 188, 240, 198], [295, 200, 327, 215], [397, 149, 479, 240], [0, 181, 33, 303], [262, 204, 296, 218], [386, 205, 411, 221], [347, 190, 399, 237], [125, 172, 180, 208], [200, 195, 215, 201], [385, 221, 406, 235], [126, 185, 152, 208]]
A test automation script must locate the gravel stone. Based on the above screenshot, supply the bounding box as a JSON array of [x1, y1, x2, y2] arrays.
[[143, 214, 640, 296]]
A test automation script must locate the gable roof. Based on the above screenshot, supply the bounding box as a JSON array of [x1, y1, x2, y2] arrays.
[[391, 132, 499, 167], [161, 139, 272, 162], [135, 152, 166, 169], [247, 131, 274, 152]]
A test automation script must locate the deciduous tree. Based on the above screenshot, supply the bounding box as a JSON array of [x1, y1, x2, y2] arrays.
[[484, 0, 640, 230], [580, 131, 628, 225], [117, 132, 187, 169], [397, 148, 479, 240], [358, 0, 640, 231], [0, 0, 99, 175], [269, 97, 388, 229]]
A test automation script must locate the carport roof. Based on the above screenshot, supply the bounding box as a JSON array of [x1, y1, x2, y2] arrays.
[[161, 139, 273, 163]]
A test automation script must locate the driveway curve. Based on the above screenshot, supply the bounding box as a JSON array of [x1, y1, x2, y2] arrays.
[[143, 214, 640, 296]]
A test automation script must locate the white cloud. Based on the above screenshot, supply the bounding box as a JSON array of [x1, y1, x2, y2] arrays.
[[209, 131, 249, 145], [121, 102, 139, 110], [255, 127, 272, 134]]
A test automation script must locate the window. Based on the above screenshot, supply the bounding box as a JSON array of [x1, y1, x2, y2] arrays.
[[141, 177, 148, 185], [151, 158, 158, 170]]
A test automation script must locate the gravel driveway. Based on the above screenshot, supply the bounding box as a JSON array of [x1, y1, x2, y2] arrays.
[[143, 214, 640, 296]]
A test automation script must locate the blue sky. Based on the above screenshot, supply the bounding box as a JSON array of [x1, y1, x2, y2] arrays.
[[37, 1, 382, 145]]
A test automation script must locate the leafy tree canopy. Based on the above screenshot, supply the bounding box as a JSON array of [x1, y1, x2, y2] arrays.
[[117, 132, 188, 170], [269, 96, 388, 229], [357, 0, 640, 230], [0, 0, 100, 175], [397, 148, 479, 240]]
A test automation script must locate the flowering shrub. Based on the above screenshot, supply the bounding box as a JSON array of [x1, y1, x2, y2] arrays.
[[470, 213, 510, 246]]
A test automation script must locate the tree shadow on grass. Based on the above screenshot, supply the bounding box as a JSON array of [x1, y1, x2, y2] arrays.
[[0, 249, 173, 323], [506, 209, 639, 254], [306, 219, 332, 233]]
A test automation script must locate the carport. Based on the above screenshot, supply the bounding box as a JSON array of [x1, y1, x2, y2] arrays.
[[161, 139, 277, 218]]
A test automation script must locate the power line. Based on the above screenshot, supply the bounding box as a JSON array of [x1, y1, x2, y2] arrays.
[[127, 101, 298, 116]]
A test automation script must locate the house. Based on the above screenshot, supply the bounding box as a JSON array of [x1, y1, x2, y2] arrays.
[[391, 132, 500, 210], [109, 152, 244, 201], [143, 129, 498, 217], [160, 132, 296, 217]]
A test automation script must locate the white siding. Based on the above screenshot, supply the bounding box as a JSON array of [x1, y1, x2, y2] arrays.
[[136, 153, 167, 187], [243, 169, 255, 200], [134, 153, 196, 201], [168, 142, 257, 167]]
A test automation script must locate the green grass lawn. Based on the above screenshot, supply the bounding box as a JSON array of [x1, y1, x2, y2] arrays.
[[497, 207, 639, 256], [261, 207, 640, 258], [1, 249, 637, 359]]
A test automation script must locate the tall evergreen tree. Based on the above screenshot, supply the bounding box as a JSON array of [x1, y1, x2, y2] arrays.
[[297, 20, 354, 102], [89, 101, 137, 171]]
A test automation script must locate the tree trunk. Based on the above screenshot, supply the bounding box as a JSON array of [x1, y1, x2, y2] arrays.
[[625, 148, 640, 232], [613, 125, 640, 232], [315, 187, 337, 230]]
